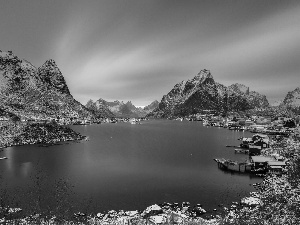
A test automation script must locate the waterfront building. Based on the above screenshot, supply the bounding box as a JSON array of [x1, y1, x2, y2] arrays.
[[250, 156, 275, 170], [248, 124, 266, 133], [241, 137, 253, 148], [266, 161, 287, 174], [249, 145, 262, 156]]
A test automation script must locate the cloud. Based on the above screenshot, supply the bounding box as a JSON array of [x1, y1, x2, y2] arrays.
[[44, 1, 300, 105]]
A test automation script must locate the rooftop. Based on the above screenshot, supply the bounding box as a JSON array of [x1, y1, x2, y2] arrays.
[[251, 156, 275, 163], [267, 161, 286, 166]]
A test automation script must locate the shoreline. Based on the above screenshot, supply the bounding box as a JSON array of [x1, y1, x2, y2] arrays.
[[0, 122, 86, 150]]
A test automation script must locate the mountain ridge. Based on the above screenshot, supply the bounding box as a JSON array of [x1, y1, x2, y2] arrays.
[[148, 69, 269, 118], [85, 99, 158, 118]]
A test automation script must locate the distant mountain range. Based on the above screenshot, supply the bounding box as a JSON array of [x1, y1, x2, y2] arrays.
[[85, 99, 159, 118], [148, 69, 270, 118], [1, 51, 299, 120], [0, 50, 93, 120]]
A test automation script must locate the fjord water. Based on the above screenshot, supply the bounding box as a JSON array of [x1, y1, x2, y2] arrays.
[[0, 120, 262, 213]]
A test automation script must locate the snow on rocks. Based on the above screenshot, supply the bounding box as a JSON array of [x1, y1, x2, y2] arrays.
[[241, 196, 261, 206], [142, 204, 163, 216], [125, 210, 139, 217], [149, 215, 167, 224]]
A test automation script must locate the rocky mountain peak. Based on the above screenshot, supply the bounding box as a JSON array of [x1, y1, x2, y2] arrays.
[[96, 98, 107, 103], [193, 69, 214, 84], [85, 99, 115, 118], [44, 59, 57, 66], [125, 101, 136, 110], [293, 87, 300, 93], [148, 69, 270, 118], [144, 100, 159, 111], [38, 59, 70, 95], [0, 50, 37, 92]]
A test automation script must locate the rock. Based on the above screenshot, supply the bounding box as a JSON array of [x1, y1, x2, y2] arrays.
[[241, 197, 261, 206], [125, 210, 139, 217], [143, 204, 163, 216], [149, 215, 166, 224]]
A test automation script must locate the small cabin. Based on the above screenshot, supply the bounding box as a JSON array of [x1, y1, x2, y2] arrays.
[[241, 138, 253, 148], [249, 145, 262, 156], [253, 139, 269, 148], [250, 156, 275, 170], [267, 161, 286, 175]]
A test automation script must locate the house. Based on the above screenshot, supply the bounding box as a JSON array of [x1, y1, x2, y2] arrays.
[[253, 139, 269, 149], [241, 137, 253, 148], [256, 117, 271, 125], [252, 134, 269, 141], [245, 119, 255, 126], [249, 124, 265, 133], [244, 134, 269, 155], [250, 156, 275, 171], [249, 145, 262, 156], [252, 134, 269, 148], [267, 161, 286, 174]]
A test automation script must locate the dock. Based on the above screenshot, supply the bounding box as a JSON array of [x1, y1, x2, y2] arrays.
[[214, 158, 252, 173]]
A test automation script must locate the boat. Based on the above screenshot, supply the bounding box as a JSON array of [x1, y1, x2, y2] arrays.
[[0, 157, 8, 160], [234, 149, 249, 154]]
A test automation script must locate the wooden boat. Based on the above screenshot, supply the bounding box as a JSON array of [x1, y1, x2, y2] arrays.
[[234, 149, 249, 154]]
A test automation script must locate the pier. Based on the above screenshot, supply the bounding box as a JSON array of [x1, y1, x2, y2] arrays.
[[214, 158, 252, 173]]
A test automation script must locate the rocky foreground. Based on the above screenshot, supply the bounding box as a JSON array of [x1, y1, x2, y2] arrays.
[[1, 203, 220, 225]]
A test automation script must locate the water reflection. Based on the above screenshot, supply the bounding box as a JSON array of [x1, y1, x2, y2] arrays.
[[0, 120, 262, 212]]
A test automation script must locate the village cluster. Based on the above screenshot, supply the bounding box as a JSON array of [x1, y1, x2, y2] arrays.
[[0, 116, 148, 126], [193, 113, 300, 176]]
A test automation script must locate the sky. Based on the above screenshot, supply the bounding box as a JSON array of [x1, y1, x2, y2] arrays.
[[0, 0, 300, 107]]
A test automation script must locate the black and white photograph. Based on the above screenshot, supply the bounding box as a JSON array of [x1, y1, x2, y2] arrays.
[[0, 0, 300, 224]]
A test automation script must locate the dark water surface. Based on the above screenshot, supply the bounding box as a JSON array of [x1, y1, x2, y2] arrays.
[[0, 120, 262, 213]]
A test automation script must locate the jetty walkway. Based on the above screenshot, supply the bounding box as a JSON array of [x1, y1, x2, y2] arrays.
[[214, 158, 252, 173]]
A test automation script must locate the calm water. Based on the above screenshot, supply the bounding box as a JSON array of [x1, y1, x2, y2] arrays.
[[0, 120, 262, 213]]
